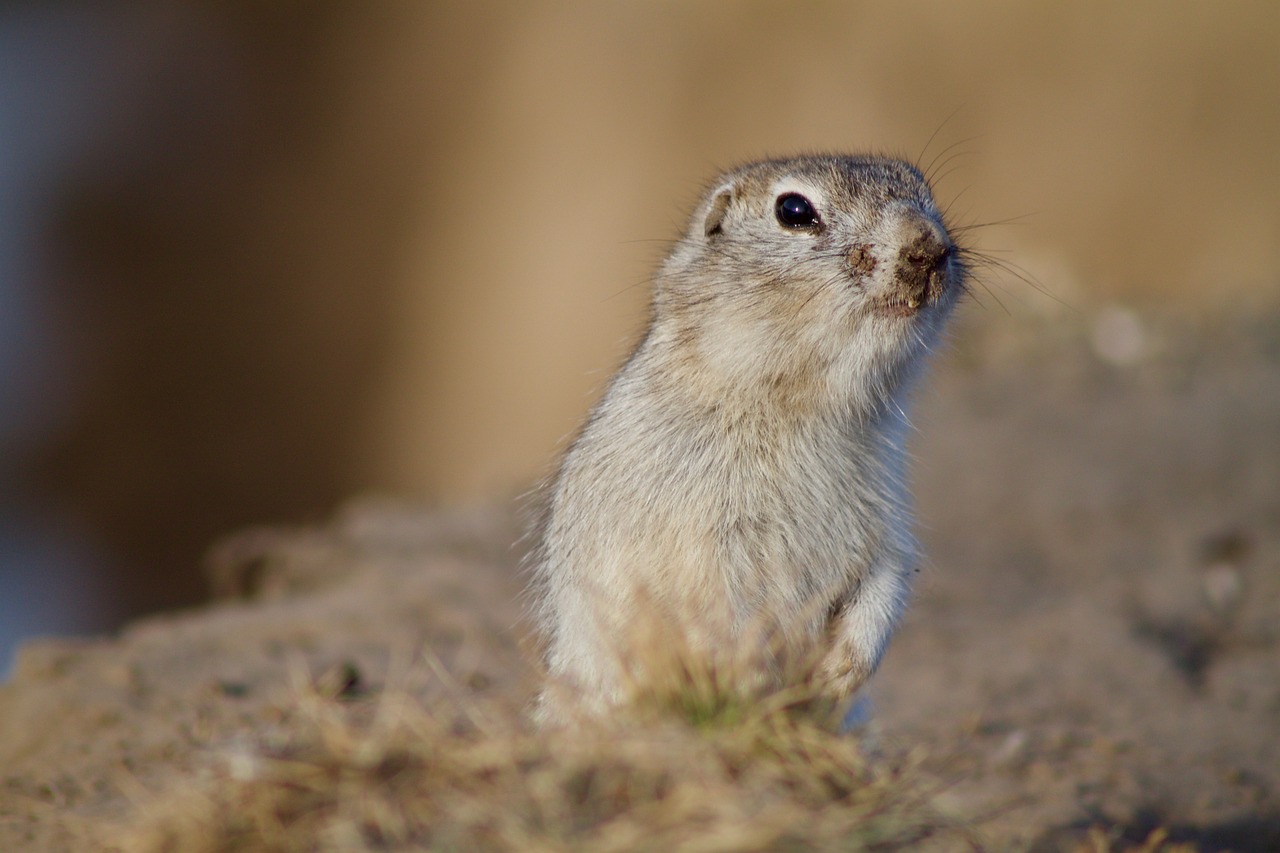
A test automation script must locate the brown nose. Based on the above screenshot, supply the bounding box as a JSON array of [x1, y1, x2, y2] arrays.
[[895, 222, 952, 308], [900, 225, 950, 273]]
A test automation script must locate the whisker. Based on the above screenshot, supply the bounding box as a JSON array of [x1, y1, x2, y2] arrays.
[[960, 249, 1072, 309], [949, 213, 1038, 234], [940, 185, 972, 225], [603, 276, 659, 302], [924, 143, 976, 188], [967, 272, 1011, 315], [796, 269, 847, 313], [930, 161, 971, 189], [916, 105, 966, 168], [958, 274, 989, 311]]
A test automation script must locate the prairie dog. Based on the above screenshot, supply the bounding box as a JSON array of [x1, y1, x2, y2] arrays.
[[533, 155, 964, 723]]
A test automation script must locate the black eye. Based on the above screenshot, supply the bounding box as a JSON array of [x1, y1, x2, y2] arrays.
[[775, 193, 819, 229]]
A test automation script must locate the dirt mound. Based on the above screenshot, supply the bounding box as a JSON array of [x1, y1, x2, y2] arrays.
[[2, 309, 1277, 851]]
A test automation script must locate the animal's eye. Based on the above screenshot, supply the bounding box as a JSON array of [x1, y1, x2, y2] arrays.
[[775, 193, 819, 229]]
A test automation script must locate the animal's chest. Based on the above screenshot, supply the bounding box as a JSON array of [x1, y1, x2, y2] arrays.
[[655, 416, 886, 605]]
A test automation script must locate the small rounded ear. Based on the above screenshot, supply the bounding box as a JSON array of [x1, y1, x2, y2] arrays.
[[702, 185, 733, 238]]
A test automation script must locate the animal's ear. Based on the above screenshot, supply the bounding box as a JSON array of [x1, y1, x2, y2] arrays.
[[702, 184, 733, 239]]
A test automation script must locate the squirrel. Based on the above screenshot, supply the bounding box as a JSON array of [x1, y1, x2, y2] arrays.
[[531, 155, 964, 724]]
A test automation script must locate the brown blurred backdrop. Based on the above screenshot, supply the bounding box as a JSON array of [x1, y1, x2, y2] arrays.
[[2, 2, 1277, 664]]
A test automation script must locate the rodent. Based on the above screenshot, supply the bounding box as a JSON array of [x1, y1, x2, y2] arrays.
[[531, 154, 965, 724]]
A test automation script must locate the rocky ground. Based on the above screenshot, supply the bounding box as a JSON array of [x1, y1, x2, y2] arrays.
[[1, 306, 1277, 851]]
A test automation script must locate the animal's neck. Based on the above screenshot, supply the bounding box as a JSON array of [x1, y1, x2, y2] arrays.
[[632, 325, 914, 445]]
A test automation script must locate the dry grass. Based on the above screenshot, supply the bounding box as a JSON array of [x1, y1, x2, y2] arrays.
[[102, 641, 973, 853], [100, 634, 1199, 853]]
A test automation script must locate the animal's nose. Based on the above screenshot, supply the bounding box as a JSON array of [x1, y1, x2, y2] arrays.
[[893, 217, 953, 308], [899, 222, 951, 275]]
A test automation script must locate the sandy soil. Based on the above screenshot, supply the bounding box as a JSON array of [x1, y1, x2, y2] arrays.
[[1, 307, 1277, 851]]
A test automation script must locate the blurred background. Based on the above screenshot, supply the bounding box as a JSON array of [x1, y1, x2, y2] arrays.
[[2, 1, 1277, 671]]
